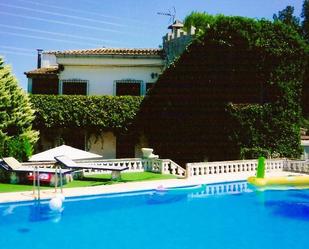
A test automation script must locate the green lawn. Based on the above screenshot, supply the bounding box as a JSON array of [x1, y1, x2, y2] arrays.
[[0, 172, 177, 193], [0, 183, 50, 193]]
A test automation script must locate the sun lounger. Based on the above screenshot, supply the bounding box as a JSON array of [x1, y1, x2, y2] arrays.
[[0, 157, 72, 197], [54, 155, 129, 179], [0, 157, 71, 174]]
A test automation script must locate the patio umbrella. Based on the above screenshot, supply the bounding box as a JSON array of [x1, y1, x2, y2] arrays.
[[29, 145, 102, 161]]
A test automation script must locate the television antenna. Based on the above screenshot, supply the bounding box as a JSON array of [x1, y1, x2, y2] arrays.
[[157, 7, 176, 24]]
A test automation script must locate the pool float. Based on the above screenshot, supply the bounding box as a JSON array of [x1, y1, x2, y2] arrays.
[[247, 157, 309, 188], [248, 175, 309, 187]]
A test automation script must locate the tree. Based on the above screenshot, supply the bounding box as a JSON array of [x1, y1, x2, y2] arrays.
[[273, 5, 301, 33], [184, 11, 222, 33], [0, 56, 38, 161], [302, 0, 309, 41]]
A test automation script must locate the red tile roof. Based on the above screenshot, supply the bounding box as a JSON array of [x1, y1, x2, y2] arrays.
[[45, 48, 164, 57], [24, 66, 59, 76]]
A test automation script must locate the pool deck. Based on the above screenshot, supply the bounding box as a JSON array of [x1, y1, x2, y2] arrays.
[[0, 171, 305, 203]]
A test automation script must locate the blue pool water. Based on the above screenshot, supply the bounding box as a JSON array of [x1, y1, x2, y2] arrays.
[[0, 182, 309, 249]]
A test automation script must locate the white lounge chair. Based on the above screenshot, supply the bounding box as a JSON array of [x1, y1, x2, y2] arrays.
[[54, 155, 129, 180], [0, 157, 71, 174], [0, 157, 72, 198]]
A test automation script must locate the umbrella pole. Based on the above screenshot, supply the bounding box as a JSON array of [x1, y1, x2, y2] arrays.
[[37, 167, 40, 200], [54, 166, 58, 193], [59, 167, 63, 194], [32, 167, 36, 197]]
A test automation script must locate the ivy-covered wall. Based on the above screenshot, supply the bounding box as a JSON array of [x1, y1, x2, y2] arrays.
[[30, 95, 143, 132], [136, 15, 307, 164]]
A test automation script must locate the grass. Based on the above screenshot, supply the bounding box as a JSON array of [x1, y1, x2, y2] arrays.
[[0, 172, 178, 193], [0, 183, 49, 193]]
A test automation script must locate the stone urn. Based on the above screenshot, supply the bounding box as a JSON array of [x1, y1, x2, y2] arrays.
[[141, 148, 153, 158]]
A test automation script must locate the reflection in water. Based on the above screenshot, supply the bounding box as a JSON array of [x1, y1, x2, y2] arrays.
[[147, 191, 186, 205], [29, 202, 63, 223], [147, 185, 206, 205]]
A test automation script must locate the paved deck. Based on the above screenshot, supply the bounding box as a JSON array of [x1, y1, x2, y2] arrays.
[[0, 171, 304, 204]]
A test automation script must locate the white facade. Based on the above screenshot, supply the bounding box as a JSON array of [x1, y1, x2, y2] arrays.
[[57, 56, 163, 95], [41, 54, 57, 68], [34, 50, 164, 96], [28, 48, 163, 158], [87, 132, 116, 159]]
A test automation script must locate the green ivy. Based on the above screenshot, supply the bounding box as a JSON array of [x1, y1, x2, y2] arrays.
[[240, 147, 271, 159], [227, 103, 302, 159], [136, 15, 307, 164], [30, 95, 143, 132]]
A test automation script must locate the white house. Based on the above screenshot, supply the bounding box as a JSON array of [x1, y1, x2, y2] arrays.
[[25, 21, 195, 159], [25, 48, 164, 159], [26, 48, 164, 96]]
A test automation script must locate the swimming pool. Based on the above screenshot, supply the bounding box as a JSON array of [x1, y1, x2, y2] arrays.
[[0, 181, 308, 249]]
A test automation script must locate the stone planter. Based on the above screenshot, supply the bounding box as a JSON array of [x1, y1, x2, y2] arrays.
[[141, 148, 154, 158]]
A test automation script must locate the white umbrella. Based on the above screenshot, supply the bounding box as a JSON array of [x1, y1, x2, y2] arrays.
[[29, 145, 102, 161]]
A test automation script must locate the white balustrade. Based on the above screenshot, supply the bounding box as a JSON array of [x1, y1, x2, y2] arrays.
[[79, 158, 146, 174], [22, 157, 308, 180], [265, 160, 285, 171], [78, 158, 185, 177], [186, 159, 295, 178], [285, 160, 309, 173], [161, 159, 186, 177], [187, 159, 258, 178]]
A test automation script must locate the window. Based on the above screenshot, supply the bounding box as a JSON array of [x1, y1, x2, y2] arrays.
[[145, 82, 155, 93], [32, 78, 58, 94], [62, 80, 88, 95], [115, 80, 142, 96]]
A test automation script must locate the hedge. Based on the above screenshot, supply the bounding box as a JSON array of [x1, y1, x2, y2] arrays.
[[30, 95, 143, 132], [227, 103, 302, 159]]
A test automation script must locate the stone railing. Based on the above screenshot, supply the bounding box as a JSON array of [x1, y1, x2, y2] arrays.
[[77, 158, 145, 174], [143, 158, 186, 177], [266, 159, 286, 171], [77, 158, 185, 177], [22, 158, 309, 180], [143, 159, 162, 173], [186, 159, 287, 178], [285, 160, 309, 173], [19, 158, 185, 177], [161, 159, 186, 177]]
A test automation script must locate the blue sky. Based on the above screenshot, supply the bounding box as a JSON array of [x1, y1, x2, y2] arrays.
[[0, 0, 305, 90]]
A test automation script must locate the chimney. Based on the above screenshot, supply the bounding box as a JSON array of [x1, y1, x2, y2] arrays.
[[37, 49, 43, 68]]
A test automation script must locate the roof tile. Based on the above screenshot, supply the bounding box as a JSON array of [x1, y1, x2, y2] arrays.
[[45, 48, 163, 57], [25, 66, 59, 76]]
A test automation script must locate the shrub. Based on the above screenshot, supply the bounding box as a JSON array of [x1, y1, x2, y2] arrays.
[[0, 56, 38, 161], [240, 147, 271, 159], [30, 95, 143, 132]]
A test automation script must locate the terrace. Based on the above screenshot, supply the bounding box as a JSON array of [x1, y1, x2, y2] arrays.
[[1, 156, 308, 203]]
